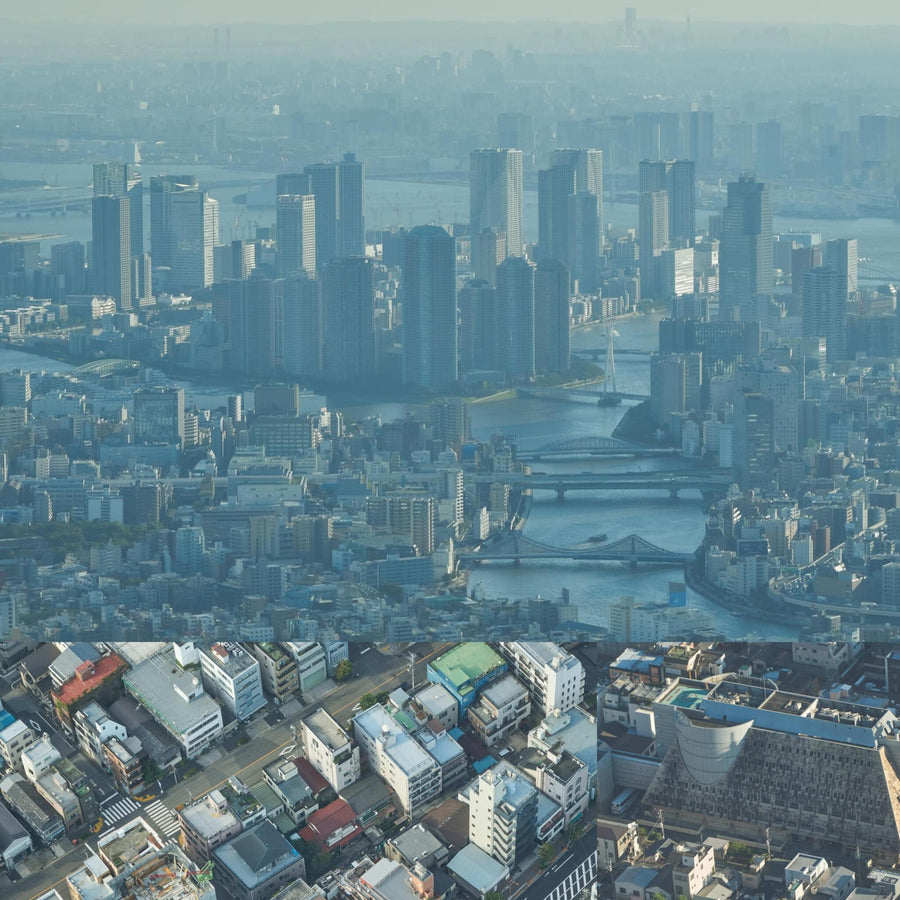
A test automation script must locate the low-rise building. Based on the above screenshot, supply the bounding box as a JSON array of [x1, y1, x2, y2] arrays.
[[73, 701, 128, 768], [426, 643, 507, 713], [97, 817, 165, 876], [0, 798, 32, 870], [535, 751, 590, 826], [251, 643, 299, 704], [413, 684, 459, 730], [673, 843, 717, 900], [446, 844, 509, 900], [384, 824, 449, 871], [124, 651, 224, 759], [21, 737, 61, 783], [51, 653, 129, 732], [357, 857, 436, 900], [179, 789, 243, 865], [212, 819, 307, 900], [299, 799, 362, 851], [498, 642, 585, 715], [596, 818, 640, 868], [0, 772, 64, 844], [104, 736, 146, 797], [0, 720, 35, 773], [352, 705, 441, 816], [467, 674, 530, 747], [198, 643, 266, 721], [284, 643, 328, 694], [300, 708, 361, 791], [262, 760, 317, 827]]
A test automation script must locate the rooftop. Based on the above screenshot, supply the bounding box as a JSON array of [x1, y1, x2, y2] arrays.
[[503, 641, 579, 671], [480, 674, 528, 708], [354, 705, 437, 777], [304, 708, 351, 751], [388, 823, 445, 864], [429, 643, 506, 690], [53, 653, 128, 707], [180, 790, 240, 839], [447, 844, 509, 893], [124, 651, 221, 736], [202, 642, 258, 677], [413, 683, 457, 715], [214, 820, 301, 888], [98, 818, 162, 872], [360, 858, 424, 900]]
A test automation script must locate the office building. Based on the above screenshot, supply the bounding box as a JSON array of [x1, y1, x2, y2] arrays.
[[283, 642, 328, 693], [468, 762, 539, 867], [321, 257, 376, 383], [303, 153, 365, 266], [471, 228, 506, 286], [470, 149, 523, 257], [495, 255, 535, 381], [282, 272, 322, 379], [150, 174, 199, 270], [338, 153, 366, 258], [719, 175, 773, 314], [824, 237, 858, 300], [733, 390, 775, 490], [276, 173, 311, 198], [133, 387, 185, 446], [538, 163, 576, 265], [402, 225, 457, 391], [498, 642, 585, 715], [91, 195, 132, 310], [568, 191, 601, 294], [49, 242, 86, 297], [276, 194, 316, 276], [300, 708, 361, 791], [352, 705, 441, 815], [93, 162, 144, 257]]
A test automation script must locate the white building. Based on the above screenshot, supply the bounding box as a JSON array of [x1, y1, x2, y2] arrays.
[[124, 650, 223, 759], [73, 701, 128, 767], [352, 705, 441, 815], [301, 708, 361, 792], [197, 643, 266, 721], [413, 684, 459, 730], [498, 642, 585, 715], [467, 675, 530, 747], [536, 751, 590, 827], [0, 720, 35, 774], [284, 642, 328, 693], [21, 738, 61, 783]]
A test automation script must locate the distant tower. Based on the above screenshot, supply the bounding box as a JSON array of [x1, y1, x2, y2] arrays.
[[496, 256, 535, 381], [276, 194, 316, 276], [168, 190, 219, 291], [150, 174, 200, 270], [321, 257, 376, 383], [283, 272, 322, 379], [470, 149, 524, 258], [719, 174, 774, 316], [93, 162, 143, 257], [534, 258, 570, 375], [303, 153, 366, 267], [91, 195, 132, 310], [458, 279, 498, 374], [802, 266, 847, 364], [403, 225, 458, 391]]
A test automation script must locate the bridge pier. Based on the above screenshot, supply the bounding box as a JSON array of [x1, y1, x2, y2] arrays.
[[556, 488, 566, 501], [668, 487, 680, 499]]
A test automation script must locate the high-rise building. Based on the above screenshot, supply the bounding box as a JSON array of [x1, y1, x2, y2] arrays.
[[91, 195, 132, 310], [568, 192, 601, 294], [538, 163, 576, 265], [402, 225, 457, 391], [534, 258, 570, 375], [276, 194, 316, 276], [150, 174, 199, 270], [638, 188, 668, 299], [276, 173, 311, 197], [471, 229, 507, 286], [458, 278, 498, 374], [719, 175, 773, 315], [470, 149, 523, 257], [802, 266, 847, 364], [282, 272, 322, 379], [93, 162, 144, 257], [495, 256, 535, 381], [50, 242, 86, 297], [133, 387, 185, 446], [823, 238, 858, 300], [304, 153, 365, 267], [223, 275, 284, 376], [168, 190, 218, 291], [468, 762, 539, 867], [321, 257, 376, 383], [733, 390, 775, 490]]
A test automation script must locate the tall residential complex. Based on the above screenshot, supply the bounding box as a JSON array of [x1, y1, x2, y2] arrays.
[[534, 258, 571, 375], [802, 266, 847, 364], [468, 762, 539, 867], [470, 149, 524, 257], [150, 174, 199, 269], [91, 195, 132, 310], [495, 256, 535, 381], [719, 175, 773, 315], [282, 272, 322, 379], [168, 190, 219, 291], [303, 152, 365, 266], [276, 194, 316, 276], [321, 257, 376, 383], [93, 162, 144, 257], [402, 225, 458, 391]]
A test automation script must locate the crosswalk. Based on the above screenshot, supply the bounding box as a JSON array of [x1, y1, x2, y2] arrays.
[[101, 796, 140, 826], [99, 795, 181, 840], [142, 799, 181, 839]]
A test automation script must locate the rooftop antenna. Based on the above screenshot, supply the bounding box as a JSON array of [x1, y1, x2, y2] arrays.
[[408, 651, 418, 692]]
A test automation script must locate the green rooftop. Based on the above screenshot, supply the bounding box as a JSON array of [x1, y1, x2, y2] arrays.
[[430, 642, 505, 689]]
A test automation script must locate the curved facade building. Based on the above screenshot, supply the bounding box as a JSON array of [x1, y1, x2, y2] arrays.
[[673, 710, 753, 786]]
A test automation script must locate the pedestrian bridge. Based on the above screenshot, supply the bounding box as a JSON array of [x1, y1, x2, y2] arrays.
[[517, 435, 679, 460], [458, 532, 693, 567]]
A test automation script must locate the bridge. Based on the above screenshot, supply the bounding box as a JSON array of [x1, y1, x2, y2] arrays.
[[859, 262, 900, 283], [74, 358, 141, 377], [571, 346, 653, 359], [458, 531, 694, 567], [516, 435, 679, 460], [468, 470, 733, 499], [517, 385, 649, 403]]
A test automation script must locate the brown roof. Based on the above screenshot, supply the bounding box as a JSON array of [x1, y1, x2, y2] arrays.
[[52, 653, 128, 707]]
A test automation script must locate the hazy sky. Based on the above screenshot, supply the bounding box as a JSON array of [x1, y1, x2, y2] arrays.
[[9, 1, 900, 26]]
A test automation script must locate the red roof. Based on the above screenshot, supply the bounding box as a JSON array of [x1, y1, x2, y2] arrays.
[[294, 757, 329, 795], [53, 653, 128, 706], [299, 799, 361, 849]]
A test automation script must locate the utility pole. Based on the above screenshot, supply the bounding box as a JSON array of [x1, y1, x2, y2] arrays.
[[408, 652, 418, 692]]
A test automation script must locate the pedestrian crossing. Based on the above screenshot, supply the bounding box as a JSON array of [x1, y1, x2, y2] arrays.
[[142, 799, 181, 838], [101, 796, 140, 826]]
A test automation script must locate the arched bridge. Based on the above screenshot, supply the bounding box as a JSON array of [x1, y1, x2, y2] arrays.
[[859, 262, 900, 282], [458, 531, 694, 567], [517, 435, 679, 460], [74, 358, 141, 377]]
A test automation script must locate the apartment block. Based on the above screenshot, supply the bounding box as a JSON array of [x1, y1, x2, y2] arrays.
[[498, 642, 585, 715], [301, 708, 361, 792]]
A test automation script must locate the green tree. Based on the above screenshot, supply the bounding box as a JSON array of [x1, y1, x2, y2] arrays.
[[359, 693, 378, 710], [334, 659, 353, 682], [484, 892, 504, 900], [567, 821, 583, 843], [538, 841, 555, 869]]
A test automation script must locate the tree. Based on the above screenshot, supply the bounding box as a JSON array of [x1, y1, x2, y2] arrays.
[[359, 693, 378, 710], [484, 892, 504, 900], [538, 841, 555, 869], [334, 659, 353, 682], [567, 821, 583, 843]]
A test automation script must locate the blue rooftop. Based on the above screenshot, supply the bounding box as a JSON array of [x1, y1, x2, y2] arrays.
[[473, 755, 496, 773]]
